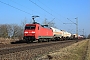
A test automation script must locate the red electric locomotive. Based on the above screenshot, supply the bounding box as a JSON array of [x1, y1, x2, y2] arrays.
[[23, 16, 53, 43]]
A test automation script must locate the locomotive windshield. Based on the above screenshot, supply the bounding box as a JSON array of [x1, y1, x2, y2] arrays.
[[25, 26, 36, 30]]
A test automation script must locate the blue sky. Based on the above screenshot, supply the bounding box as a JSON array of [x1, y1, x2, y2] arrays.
[[0, 0, 90, 36]]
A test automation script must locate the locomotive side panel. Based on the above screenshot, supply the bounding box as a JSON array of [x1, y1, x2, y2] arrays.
[[38, 25, 53, 39]]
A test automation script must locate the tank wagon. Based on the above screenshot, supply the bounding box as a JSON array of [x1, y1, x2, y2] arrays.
[[50, 27, 63, 40], [50, 27, 72, 40], [73, 34, 84, 40], [61, 30, 72, 40]]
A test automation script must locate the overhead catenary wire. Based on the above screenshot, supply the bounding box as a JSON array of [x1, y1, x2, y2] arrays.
[[38, 0, 77, 26], [9, 0, 43, 16], [0, 0, 32, 15], [29, 0, 64, 23], [1, 0, 64, 28], [38, 0, 67, 19], [38, 0, 53, 12], [29, 0, 54, 17], [67, 18, 76, 24], [10, 0, 64, 24], [9, 0, 31, 10], [9, 0, 46, 21]]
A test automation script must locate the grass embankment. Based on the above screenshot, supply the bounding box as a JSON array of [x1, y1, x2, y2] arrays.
[[39, 40, 89, 60], [86, 39, 90, 60]]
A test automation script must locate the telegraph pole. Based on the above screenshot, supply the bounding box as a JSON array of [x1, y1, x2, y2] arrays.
[[75, 17, 78, 39], [63, 17, 78, 39]]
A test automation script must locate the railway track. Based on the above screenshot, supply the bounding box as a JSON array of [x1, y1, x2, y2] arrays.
[[0, 40, 75, 55], [0, 40, 79, 60], [0, 40, 66, 50]]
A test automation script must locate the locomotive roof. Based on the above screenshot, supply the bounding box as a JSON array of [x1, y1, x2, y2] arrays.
[[25, 23, 40, 26]]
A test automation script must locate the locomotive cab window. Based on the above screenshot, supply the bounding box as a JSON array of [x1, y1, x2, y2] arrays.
[[25, 26, 36, 30]]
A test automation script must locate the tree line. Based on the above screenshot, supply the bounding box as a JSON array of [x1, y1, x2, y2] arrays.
[[0, 24, 24, 39]]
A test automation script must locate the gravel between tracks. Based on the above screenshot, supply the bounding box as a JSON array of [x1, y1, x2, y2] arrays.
[[0, 40, 76, 60]]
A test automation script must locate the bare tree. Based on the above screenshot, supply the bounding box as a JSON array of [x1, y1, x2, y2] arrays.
[[42, 18, 56, 28], [0, 24, 24, 39], [10, 24, 22, 39], [21, 17, 27, 29], [6, 24, 13, 38], [0, 24, 8, 38]]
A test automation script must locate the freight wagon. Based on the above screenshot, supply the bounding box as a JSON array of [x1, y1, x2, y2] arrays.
[[50, 27, 72, 40]]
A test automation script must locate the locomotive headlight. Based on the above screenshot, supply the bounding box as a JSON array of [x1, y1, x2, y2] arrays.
[[31, 31, 35, 33], [24, 32, 28, 33]]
